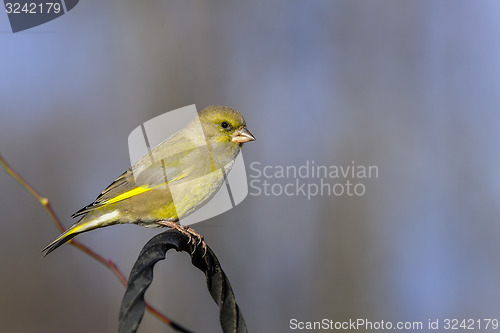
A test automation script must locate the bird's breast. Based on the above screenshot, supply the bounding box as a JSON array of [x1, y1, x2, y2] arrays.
[[165, 169, 226, 219]]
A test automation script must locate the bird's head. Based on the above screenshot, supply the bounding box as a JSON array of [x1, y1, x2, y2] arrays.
[[198, 106, 255, 146], [195, 105, 255, 171]]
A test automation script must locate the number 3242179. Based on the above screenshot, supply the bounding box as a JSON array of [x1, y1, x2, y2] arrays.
[[443, 319, 499, 330], [5, 3, 62, 14]]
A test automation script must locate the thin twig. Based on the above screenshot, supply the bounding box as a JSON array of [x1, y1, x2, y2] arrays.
[[0, 153, 184, 330]]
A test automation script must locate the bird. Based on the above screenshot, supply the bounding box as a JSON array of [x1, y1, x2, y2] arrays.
[[42, 105, 255, 256]]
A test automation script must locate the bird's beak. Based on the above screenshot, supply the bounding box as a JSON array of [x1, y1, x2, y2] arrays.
[[231, 127, 256, 143]]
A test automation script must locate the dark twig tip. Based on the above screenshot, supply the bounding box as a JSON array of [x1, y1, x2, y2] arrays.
[[119, 229, 247, 333]]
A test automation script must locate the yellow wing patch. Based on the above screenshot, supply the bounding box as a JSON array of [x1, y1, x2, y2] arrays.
[[102, 172, 188, 206], [104, 186, 152, 204]]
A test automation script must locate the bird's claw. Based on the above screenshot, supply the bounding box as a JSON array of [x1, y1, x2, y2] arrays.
[[158, 221, 207, 257], [184, 226, 207, 258]]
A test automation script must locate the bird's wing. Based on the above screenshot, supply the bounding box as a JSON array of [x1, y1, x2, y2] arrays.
[[72, 130, 207, 218]]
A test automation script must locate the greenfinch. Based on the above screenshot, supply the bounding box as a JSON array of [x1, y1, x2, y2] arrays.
[[42, 106, 255, 256]]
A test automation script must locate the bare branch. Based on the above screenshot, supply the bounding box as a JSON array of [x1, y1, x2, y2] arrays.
[[0, 153, 186, 330]]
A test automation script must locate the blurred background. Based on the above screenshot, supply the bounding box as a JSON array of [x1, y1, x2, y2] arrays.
[[2, 1, 500, 332]]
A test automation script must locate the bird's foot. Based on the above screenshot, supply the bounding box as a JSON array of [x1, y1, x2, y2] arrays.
[[158, 221, 207, 257]]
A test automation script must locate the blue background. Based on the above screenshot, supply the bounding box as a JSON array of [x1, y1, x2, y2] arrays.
[[1, 1, 500, 332]]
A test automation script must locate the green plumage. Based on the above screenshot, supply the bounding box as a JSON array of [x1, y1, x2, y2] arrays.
[[42, 106, 255, 256]]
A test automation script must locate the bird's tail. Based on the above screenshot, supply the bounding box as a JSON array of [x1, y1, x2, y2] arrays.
[[42, 215, 119, 257]]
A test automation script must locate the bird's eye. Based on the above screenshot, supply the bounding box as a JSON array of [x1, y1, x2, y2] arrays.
[[221, 121, 229, 129]]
